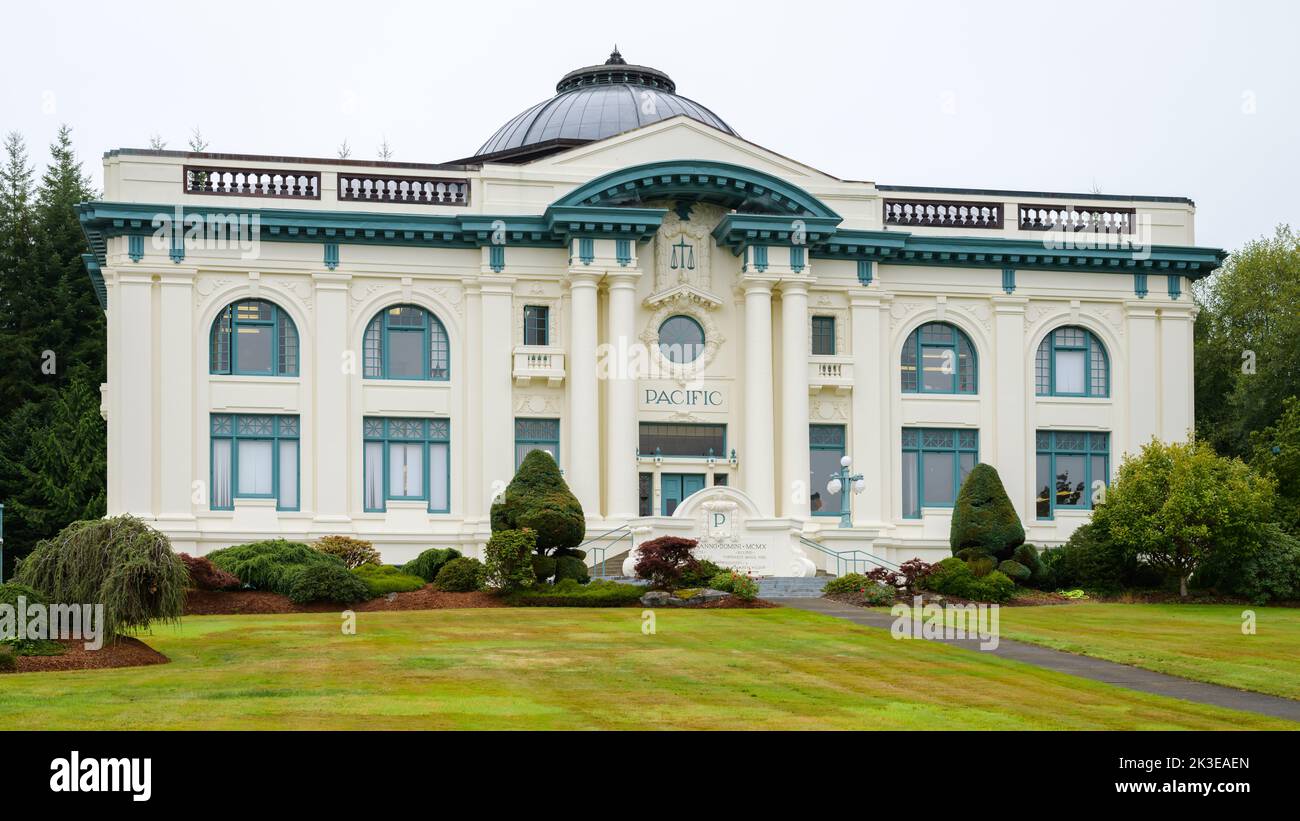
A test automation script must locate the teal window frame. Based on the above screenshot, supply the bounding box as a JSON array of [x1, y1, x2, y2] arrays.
[[363, 305, 450, 381], [1036, 430, 1109, 519], [523, 305, 549, 347], [901, 427, 978, 519], [809, 424, 845, 517], [363, 417, 451, 514], [1035, 326, 1109, 397], [210, 414, 300, 511], [901, 322, 977, 394], [811, 316, 836, 356], [210, 299, 299, 376], [515, 417, 559, 469], [638, 422, 726, 459]]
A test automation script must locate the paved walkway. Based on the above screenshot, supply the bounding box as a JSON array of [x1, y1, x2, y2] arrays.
[[773, 597, 1300, 723]]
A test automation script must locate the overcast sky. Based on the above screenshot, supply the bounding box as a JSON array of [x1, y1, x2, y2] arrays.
[[4, 0, 1296, 250]]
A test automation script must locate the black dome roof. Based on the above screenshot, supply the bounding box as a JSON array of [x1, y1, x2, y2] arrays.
[[473, 49, 736, 161]]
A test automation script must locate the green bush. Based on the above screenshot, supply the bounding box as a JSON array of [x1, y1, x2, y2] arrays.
[[288, 563, 372, 604], [968, 555, 996, 578], [708, 571, 735, 593], [949, 463, 1025, 561], [351, 564, 426, 597], [531, 555, 558, 583], [680, 559, 725, 588], [0, 651, 14, 673], [997, 560, 1031, 584], [553, 555, 589, 584], [823, 573, 873, 596], [507, 579, 644, 607], [1198, 523, 1300, 603], [483, 529, 537, 592], [1012, 544, 1053, 589], [207, 539, 344, 595], [435, 557, 485, 592], [15, 515, 189, 638], [402, 548, 462, 583], [860, 582, 895, 606], [0, 582, 45, 608], [490, 450, 585, 554], [921, 557, 1014, 603], [313, 535, 381, 570], [729, 574, 759, 601], [972, 571, 1016, 603], [1044, 523, 1157, 593]]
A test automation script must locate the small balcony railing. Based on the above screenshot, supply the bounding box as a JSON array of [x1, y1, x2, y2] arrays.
[[884, 199, 1002, 229], [512, 347, 566, 387], [184, 165, 320, 199], [808, 357, 853, 393], [1018, 205, 1135, 234], [338, 173, 470, 206]]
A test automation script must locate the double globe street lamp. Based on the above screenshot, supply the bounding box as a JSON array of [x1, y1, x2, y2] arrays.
[[826, 455, 866, 528]]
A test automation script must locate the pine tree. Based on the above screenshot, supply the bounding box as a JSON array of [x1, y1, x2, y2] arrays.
[[0, 131, 40, 419]]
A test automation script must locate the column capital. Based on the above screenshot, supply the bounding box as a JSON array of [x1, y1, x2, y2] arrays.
[[311, 271, 352, 288], [991, 295, 1029, 313], [605, 270, 642, 289], [567, 271, 602, 289], [777, 278, 812, 297], [740, 277, 776, 296]]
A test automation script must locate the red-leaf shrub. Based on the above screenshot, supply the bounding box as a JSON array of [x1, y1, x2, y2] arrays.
[[898, 558, 934, 593], [180, 553, 241, 591], [866, 567, 901, 587], [633, 536, 700, 590]]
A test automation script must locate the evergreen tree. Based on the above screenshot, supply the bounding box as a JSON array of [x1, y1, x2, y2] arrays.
[[0, 131, 40, 420]]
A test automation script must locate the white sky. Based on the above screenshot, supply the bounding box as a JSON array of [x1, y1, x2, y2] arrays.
[[3, 0, 1296, 250]]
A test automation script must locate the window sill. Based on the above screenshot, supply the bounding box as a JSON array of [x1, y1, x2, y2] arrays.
[[209, 374, 301, 385], [901, 392, 980, 401], [1034, 395, 1111, 404]]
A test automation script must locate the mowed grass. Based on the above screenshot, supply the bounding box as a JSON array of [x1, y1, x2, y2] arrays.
[[0, 607, 1294, 730], [988, 603, 1300, 702]]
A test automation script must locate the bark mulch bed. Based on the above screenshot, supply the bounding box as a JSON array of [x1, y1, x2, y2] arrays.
[[184, 587, 505, 616], [825, 589, 1076, 609], [695, 596, 780, 609], [11, 637, 168, 674]]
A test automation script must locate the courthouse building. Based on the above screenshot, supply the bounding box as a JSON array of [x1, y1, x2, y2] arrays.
[[79, 50, 1224, 573]]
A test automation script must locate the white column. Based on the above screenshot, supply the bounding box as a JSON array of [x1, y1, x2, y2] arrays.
[[605, 272, 639, 520], [462, 283, 483, 524], [567, 271, 601, 520], [1159, 305, 1195, 442], [157, 272, 195, 526], [993, 296, 1028, 518], [479, 277, 516, 513], [1126, 302, 1160, 454], [116, 273, 154, 517], [779, 280, 810, 520], [850, 288, 885, 525], [742, 280, 776, 515], [313, 273, 350, 523]]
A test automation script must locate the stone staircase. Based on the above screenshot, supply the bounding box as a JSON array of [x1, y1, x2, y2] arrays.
[[756, 576, 830, 599], [588, 550, 632, 580]]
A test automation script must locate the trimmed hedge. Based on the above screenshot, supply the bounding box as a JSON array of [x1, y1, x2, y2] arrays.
[[351, 564, 426, 597], [288, 563, 371, 605], [531, 555, 558, 583], [949, 463, 1025, 561], [507, 579, 644, 607], [435, 557, 485, 592], [553, 555, 589, 584], [207, 539, 344, 595], [402, 548, 462, 583], [922, 557, 1015, 603]]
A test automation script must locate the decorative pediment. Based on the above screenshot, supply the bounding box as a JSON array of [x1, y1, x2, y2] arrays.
[[646, 201, 726, 308]]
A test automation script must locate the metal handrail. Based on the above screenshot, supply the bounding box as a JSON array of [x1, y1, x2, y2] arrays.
[[579, 525, 633, 579], [798, 536, 901, 577]]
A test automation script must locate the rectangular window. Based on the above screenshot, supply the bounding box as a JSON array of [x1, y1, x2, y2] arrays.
[[901, 427, 978, 519], [515, 417, 560, 469], [639, 473, 653, 517], [386, 329, 425, 379], [811, 316, 836, 356], [638, 422, 726, 459], [363, 417, 451, 513], [1035, 431, 1109, 519], [523, 305, 550, 347], [809, 424, 845, 516], [210, 414, 299, 511]]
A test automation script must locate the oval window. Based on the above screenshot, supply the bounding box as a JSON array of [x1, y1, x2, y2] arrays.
[[658, 315, 705, 364]]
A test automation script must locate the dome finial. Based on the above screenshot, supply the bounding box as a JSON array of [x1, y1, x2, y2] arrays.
[[605, 45, 626, 65]]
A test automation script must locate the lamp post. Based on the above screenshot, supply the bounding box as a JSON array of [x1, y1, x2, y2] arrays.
[[826, 455, 865, 529]]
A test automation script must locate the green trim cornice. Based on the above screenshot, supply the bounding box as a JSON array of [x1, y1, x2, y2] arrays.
[[549, 159, 843, 220], [712, 213, 840, 255]]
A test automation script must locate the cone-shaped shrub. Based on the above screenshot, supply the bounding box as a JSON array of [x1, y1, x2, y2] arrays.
[[949, 463, 1025, 561], [490, 450, 585, 554]]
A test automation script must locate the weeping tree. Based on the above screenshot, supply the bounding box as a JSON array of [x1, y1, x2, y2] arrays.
[[15, 515, 188, 637]]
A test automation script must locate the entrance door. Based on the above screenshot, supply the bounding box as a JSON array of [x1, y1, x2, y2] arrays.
[[661, 473, 706, 515]]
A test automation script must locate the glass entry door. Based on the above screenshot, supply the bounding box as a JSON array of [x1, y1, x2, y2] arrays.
[[661, 473, 706, 515]]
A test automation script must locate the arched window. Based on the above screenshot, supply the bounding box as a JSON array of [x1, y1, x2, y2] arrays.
[[901, 322, 976, 394], [210, 299, 299, 376], [658, 315, 705, 364], [363, 305, 450, 381], [1035, 326, 1108, 397]]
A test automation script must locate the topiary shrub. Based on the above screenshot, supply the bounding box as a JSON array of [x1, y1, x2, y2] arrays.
[[402, 548, 462, 583], [15, 515, 189, 638], [553, 554, 589, 584], [970, 570, 1016, 603], [179, 553, 240, 591], [531, 555, 558, 583], [949, 463, 1025, 561], [922, 557, 1014, 602], [288, 563, 372, 604], [313, 536, 381, 570], [435, 557, 485, 592], [1012, 544, 1052, 589], [491, 450, 585, 555], [483, 529, 538, 592], [351, 564, 426, 597], [206, 539, 344, 595], [633, 536, 699, 590], [997, 559, 1031, 584], [968, 555, 997, 578]]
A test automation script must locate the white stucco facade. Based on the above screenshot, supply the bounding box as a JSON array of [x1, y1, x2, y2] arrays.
[[80, 57, 1223, 574]]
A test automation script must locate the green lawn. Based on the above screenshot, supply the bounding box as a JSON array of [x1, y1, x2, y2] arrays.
[[990, 602, 1300, 702], [0, 607, 1293, 730]]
